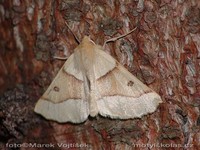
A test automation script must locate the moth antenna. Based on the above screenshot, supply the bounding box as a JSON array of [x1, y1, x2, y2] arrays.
[[103, 27, 137, 49], [65, 21, 80, 44], [53, 56, 68, 60], [53, 22, 80, 60]]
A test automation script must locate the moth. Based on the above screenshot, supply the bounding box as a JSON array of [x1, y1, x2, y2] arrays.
[[34, 35, 162, 123]]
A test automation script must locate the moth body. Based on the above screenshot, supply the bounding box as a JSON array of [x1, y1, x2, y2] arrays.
[[74, 36, 99, 117]]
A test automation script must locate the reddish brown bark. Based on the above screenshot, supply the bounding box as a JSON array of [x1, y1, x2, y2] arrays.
[[0, 0, 200, 150]]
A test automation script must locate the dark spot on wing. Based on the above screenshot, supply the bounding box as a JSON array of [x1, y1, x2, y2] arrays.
[[53, 86, 60, 92], [127, 80, 134, 86]]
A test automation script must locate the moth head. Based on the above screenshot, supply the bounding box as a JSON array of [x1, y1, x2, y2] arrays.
[[81, 36, 95, 47], [77, 36, 96, 57]]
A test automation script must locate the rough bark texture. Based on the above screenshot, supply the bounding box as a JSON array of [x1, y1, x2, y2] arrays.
[[0, 0, 200, 150]]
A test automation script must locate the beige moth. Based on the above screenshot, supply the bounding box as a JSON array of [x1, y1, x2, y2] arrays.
[[34, 35, 162, 123]]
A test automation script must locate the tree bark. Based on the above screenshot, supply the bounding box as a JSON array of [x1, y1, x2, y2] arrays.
[[0, 0, 200, 150]]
